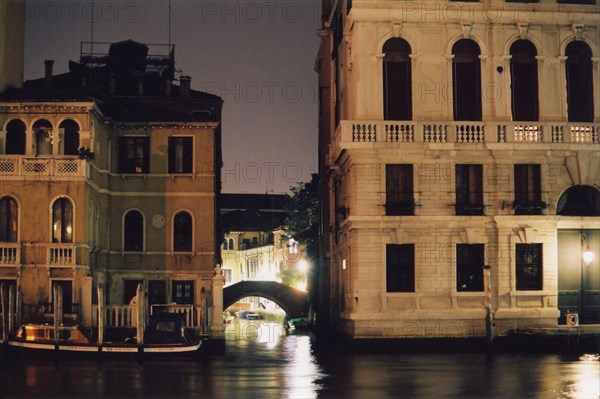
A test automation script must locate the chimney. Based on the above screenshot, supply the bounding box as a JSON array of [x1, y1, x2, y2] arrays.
[[44, 60, 54, 86], [180, 76, 191, 98]]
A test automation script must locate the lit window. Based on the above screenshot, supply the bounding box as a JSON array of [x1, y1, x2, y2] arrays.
[[119, 137, 149, 173], [52, 198, 73, 243]]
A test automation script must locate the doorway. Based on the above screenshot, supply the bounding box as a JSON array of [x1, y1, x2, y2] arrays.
[[557, 229, 600, 324]]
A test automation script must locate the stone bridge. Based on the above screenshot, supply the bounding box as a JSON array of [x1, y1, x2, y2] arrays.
[[223, 281, 309, 319]]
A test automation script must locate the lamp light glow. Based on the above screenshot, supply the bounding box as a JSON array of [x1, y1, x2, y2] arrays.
[[583, 246, 594, 266]]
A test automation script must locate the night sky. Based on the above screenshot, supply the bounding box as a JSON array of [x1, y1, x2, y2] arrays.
[[24, 0, 320, 194]]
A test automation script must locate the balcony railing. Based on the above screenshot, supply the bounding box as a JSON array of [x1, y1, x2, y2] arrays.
[[91, 304, 205, 330], [0, 243, 20, 266], [334, 121, 599, 149], [0, 157, 86, 180], [47, 244, 76, 266]]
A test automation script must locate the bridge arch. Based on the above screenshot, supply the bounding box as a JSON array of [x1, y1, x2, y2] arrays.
[[223, 281, 309, 319]]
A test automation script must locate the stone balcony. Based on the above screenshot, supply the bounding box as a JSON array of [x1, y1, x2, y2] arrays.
[[0, 243, 20, 266], [0, 156, 87, 180], [329, 120, 599, 162]]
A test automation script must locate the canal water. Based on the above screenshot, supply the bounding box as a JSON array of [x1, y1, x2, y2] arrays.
[[1, 321, 598, 399]]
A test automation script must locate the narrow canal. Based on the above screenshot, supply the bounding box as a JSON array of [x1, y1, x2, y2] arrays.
[[1, 321, 598, 398]]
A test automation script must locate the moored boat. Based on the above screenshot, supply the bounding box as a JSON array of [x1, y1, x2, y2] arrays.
[[7, 312, 204, 360]]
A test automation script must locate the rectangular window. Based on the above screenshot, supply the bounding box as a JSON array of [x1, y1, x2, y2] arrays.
[[118, 137, 149, 174], [386, 164, 414, 215], [386, 244, 415, 292], [148, 280, 166, 306], [455, 164, 483, 215], [172, 280, 194, 304], [168, 137, 193, 173], [516, 243, 543, 290], [223, 269, 232, 284], [456, 244, 484, 292], [514, 164, 542, 215]]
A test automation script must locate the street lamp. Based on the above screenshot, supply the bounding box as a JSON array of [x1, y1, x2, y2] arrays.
[[583, 246, 594, 266]]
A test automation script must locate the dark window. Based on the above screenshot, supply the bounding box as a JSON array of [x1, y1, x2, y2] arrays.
[[52, 198, 73, 243], [229, 238, 235, 250], [565, 41, 594, 122], [172, 280, 194, 304], [123, 280, 143, 304], [0, 197, 18, 242], [60, 119, 80, 155], [386, 164, 414, 215], [5, 119, 26, 155], [557, 185, 600, 216], [33, 119, 53, 156], [52, 280, 74, 314], [173, 211, 192, 252], [148, 280, 166, 306], [456, 244, 484, 292], [386, 244, 415, 292], [452, 39, 482, 121], [168, 137, 193, 173], [510, 40, 539, 121], [124, 210, 144, 251], [118, 137, 149, 173], [383, 38, 412, 121], [516, 243, 543, 290], [455, 164, 483, 215], [223, 239, 229, 250], [514, 164, 542, 215]]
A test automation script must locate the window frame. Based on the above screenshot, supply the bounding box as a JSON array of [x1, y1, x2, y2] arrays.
[[118, 136, 150, 174], [382, 38, 413, 121], [455, 164, 484, 216], [173, 210, 193, 253], [51, 197, 74, 243], [0, 196, 18, 243], [456, 244, 485, 292], [386, 164, 415, 216], [516, 243, 543, 291], [123, 210, 144, 252], [514, 164, 542, 215], [386, 243, 415, 292], [168, 136, 194, 174], [452, 39, 482, 121]]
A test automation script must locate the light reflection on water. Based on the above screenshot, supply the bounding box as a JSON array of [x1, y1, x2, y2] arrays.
[[1, 322, 598, 399]]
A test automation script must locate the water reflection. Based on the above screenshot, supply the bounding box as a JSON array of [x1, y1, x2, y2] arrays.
[[1, 323, 598, 399]]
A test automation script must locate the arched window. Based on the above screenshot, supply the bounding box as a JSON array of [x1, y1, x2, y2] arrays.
[[52, 198, 73, 243], [173, 211, 192, 252], [124, 210, 144, 251], [452, 39, 482, 121], [510, 40, 539, 121], [59, 119, 80, 155], [33, 119, 53, 155], [0, 197, 18, 242], [228, 238, 235, 250], [223, 239, 228, 250], [557, 185, 600, 216], [383, 38, 412, 120], [566, 41, 594, 122], [5, 119, 26, 155]]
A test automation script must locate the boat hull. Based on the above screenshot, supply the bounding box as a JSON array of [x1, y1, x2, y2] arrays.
[[7, 339, 204, 360]]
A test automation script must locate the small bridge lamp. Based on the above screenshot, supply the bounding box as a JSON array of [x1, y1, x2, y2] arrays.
[[298, 260, 309, 273]]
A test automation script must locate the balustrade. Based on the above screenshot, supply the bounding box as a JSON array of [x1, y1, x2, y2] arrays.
[[0, 243, 20, 266]]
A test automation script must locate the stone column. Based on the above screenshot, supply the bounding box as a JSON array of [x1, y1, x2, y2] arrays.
[[210, 264, 226, 354]]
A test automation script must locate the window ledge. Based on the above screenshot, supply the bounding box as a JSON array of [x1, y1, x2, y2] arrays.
[[454, 291, 485, 296]]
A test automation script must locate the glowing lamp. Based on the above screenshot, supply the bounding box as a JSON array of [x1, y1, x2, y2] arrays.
[[583, 246, 594, 266]]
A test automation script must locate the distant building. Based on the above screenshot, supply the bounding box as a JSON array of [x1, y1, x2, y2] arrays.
[[0, 38, 223, 333], [317, 0, 599, 342], [220, 194, 307, 300], [0, 0, 25, 91]]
